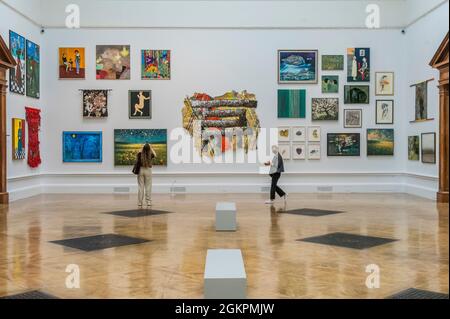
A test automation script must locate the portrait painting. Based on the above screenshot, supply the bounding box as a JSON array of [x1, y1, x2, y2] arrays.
[[347, 48, 370, 82], [421, 133, 436, 164], [375, 72, 394, 95], [344, 109, 362, 128], [12, 118, 26, 160], [141, 50, 171, 80], [408, 136, 420, 161], [278, 50, 318, 84], [327, 133, 360, 157], [312, 98, 339, 121], [9, 30, 25, 94], [376, 100, 394, 124], [82, 90, 108, 118], [322, 75, 339, 93], [114, 129, 167, 166], [321, 55, 344, 71], [129, 90, 151, 119], [344, 85, 370, 104], [26, 39, 40, 98], [59, 47, 85, 79], [277, 89, 306, 118], [96, 45, 131, 80], [63, 132, 102, 163], [367, 129, 394, 156]]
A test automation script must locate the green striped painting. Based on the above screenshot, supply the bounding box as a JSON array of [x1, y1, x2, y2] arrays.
[[277, 89, 306, 118]]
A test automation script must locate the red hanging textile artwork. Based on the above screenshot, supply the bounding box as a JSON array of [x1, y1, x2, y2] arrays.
[[25, 107, 41, 168]]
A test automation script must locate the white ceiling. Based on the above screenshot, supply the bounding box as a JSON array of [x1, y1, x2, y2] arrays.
[[1, 0, 448, 29]]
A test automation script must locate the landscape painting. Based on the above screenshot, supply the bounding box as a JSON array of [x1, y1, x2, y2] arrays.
[[278, 89, 306, 118], [96, 45, 131, 80], [414, 81, 428, 121], [278, 50, 318, 84], [367, 129, 394, 156], [322, 55, 344, 71], [12, 118, 26, 160], [322, 75, 339, 93], [83, 90, 108, 118], [59, 47, 85, 79], [408, 136, 420, 161], [347, 48, 370, 82], [129, 90, 151, 119], [311, 98, 339, 121], [114, 129, 167, 166], [421, 133, 436, 164], [327, 133, 360, 157], [375, 72, 394, 95], [9, 30, 25, 94], [26, 39, 40, 98], [344, 85, 370, 104], [63, 132, 102, 163], [141, 50, 171, 80]]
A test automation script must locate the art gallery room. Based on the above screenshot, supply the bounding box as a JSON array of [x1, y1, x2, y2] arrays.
[[0, 0, 449, 303]]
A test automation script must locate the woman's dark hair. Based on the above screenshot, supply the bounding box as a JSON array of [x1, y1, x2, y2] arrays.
[[141, 143, 153, 167]]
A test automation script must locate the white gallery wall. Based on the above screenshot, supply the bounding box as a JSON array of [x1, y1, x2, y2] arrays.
[[1, 0, 449, 200]]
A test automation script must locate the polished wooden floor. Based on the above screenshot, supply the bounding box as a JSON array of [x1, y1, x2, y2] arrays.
[[0, 193, 448, 299]]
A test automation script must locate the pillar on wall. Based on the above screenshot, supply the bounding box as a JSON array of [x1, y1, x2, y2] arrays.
[[0, 35, 17, 205], [430, 32, 449, 204]]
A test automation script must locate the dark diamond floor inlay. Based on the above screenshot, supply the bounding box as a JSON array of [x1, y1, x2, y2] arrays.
[[0, 290, 59, 299], [280, 208, 344, 217], [50, 234, 150, 252], [387, 288, 449, 299], [298, 232, 398, 250], [105, 209, 173, 218]]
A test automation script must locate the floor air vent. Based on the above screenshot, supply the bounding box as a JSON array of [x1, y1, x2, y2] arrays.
[[113, 187, 130, 193]]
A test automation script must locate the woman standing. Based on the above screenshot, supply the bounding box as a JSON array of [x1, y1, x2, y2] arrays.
[[265, 145, 287, 204], [134, 143, 156, 207]]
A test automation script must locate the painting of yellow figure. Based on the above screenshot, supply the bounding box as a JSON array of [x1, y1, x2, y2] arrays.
[[12, 118, 26, 160], [59, 47, 85, 79], [96, 45, 131, 80]]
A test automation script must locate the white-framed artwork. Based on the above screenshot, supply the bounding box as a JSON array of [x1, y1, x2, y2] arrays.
[[308, 143, 321, 160], [292, 143, 306, 160], [292, 126, 306, 142], [375, 72, 394, 96], [308, 126, 321, 142], [279, 143, 291, 160], [278, 127, 291, 142]]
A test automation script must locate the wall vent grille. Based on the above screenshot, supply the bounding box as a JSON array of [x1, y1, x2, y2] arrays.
[[317, 186, 333, 192], [170, 186, 186, 193], [113, 187, 130, 193]]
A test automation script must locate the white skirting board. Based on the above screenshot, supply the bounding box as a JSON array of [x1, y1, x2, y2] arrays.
[[7, 172, 438, 202]]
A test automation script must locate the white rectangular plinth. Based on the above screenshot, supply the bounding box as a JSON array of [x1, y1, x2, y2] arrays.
[[215, 202, 237, 231], [204, 249, 247, 299]]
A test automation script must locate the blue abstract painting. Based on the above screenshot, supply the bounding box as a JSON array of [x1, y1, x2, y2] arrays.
[[63, 132, 102, 163], [278, 50, 318, 84]]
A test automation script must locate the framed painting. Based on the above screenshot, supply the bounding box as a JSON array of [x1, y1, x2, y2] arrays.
[[12, 118, 26, 160], [322, 75, 339, 93], [278, 50, 318, 84], [96, 45, 130, 80], [63, 132, 102, 163], [292, 143, 306, 160], [114, 129, 167, 166], [129, 90, 152, 119], [408, 136, 420, 161], [26, 39, 40, 98], [421, 133, 436, 164], [59, 47, 85, 79], [141, 50, 171, 80], [376, 100, 394, 124], [278, 143, 291, 160], [308, 144, 321, 160], [312, 98, 339, 121], [82, 90, 108, 118], [308, 126, 321, 142], [414, 81, 429, 121], [344, 85, 370, 104], [367, 129, 394, 156], [327, 133, 360, 157], [9, 30, 25, 95], [292, 127, 306, 142], [278, 127, 291, 142], [321, 55, 344, 71], [375, 72, 394, 96], [344, 109, 362, 128], [347, 48, 370, 82], [277, 89, 306, 118]]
